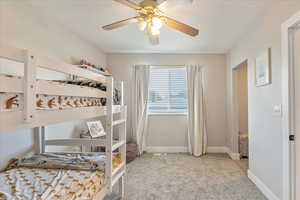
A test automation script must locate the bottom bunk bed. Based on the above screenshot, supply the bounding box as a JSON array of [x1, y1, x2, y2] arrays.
[[0, 153, 123, 200], [0, 44, 127, 200]]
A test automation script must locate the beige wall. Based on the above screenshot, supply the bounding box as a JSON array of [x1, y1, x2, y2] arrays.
[[226, 1, 300, 199], [107, 53, 228, 148], [147, 115, 188, 148], [0, 3, 106, 169]]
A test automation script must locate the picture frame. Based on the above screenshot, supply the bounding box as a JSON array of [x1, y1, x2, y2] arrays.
[[87, 120, 106, 138], [255, 48, 271, 87]]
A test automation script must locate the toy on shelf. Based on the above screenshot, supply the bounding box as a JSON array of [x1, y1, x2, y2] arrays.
[[79, 59, 110, 75]]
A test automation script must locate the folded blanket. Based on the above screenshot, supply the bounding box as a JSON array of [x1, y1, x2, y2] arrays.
[[6, 153, 115, 171]]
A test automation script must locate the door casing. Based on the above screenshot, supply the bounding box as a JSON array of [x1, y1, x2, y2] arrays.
[[281, 10, 300, 200]]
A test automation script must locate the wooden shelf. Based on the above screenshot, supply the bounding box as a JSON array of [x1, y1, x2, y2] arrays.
[[0, 105, 123, 133], [45, 138, 126, 150], [112, 140, 126, 151], [112, 119, 126, 126], [112, 162, 126, 186]]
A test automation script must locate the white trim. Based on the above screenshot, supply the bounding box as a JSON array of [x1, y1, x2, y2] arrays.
[[281, 9, 300, 200], [207, 146, 240, 160], [146, 146, 188, 153], [227, 148, 241, 160], [150, 65, 185, 68], [148, 113, 188, 116], [248, 170, 280, 200], [146, 146, 241, 160], [107, 50, 227, 55]]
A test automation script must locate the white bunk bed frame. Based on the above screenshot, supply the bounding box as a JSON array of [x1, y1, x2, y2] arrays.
[[0, 44, 126, 199]]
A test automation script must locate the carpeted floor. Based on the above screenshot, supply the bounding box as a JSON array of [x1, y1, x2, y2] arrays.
[[234, 158, 249, 173], [120, 153, 266, 200]]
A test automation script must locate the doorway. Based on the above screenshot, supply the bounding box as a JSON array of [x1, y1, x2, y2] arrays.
[[281, 10, 300, 200], [233, 61, 249, 172]]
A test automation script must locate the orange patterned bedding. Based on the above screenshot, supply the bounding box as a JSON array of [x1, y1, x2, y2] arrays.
[[0, 167, 104, 200], [0, 155, 123, 200]]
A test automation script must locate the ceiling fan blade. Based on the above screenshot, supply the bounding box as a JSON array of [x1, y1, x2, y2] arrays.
[[102, 16, 140, 30], [114, 0, 142, 10], [157, 0, 168, 11], [163, 16, 199, 36]]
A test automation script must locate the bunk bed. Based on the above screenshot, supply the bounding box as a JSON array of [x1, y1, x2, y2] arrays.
[[0, 44, 127, 200]]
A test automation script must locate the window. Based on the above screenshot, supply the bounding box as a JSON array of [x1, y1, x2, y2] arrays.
[[148, 66, 188, 114]]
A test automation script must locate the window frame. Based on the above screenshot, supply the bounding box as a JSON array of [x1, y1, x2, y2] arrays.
[[147, 65, 188, 115]]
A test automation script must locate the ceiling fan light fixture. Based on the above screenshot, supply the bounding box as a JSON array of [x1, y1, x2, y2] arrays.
[[103, 0, 200, 45], [137, 20, 147, 31], [150, 25, 160, 35], [152, 17, 163, 29]]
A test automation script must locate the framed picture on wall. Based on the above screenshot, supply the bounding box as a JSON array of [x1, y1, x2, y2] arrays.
[[87, 120, 105, 138], [255, 48, 271, 87]]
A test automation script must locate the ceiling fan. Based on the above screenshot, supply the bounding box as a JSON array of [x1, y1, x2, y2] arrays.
[[102, 0, 199, 45]]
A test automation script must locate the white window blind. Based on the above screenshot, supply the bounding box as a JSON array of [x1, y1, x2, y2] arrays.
[[148, 67, 188, 114]]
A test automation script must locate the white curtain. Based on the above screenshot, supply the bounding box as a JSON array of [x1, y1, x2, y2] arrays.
[[186, 65, 207, 157], [132, 65, 150, 155]]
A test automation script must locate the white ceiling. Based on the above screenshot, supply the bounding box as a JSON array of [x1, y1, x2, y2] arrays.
[[4, 0, 275, 53]]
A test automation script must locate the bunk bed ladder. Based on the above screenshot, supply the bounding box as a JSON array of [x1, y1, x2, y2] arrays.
[[106, 76, 114, 193], [106, 77, 126, 198]]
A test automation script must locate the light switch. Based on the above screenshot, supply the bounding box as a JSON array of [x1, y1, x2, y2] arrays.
[[273, 104, 282, 117]]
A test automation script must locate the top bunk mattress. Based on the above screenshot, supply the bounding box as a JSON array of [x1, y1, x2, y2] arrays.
[[0, 75, 121, 111]]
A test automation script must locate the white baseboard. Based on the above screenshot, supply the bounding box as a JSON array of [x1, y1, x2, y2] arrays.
[[207, 146, 228, 153], [146, 146, 188, 153], [146, 146, 240, 160], [248, 170, 280, 200], [226, 148, 240, 160], [207, 146, 240, 160], [228, 151, 240, 160]]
